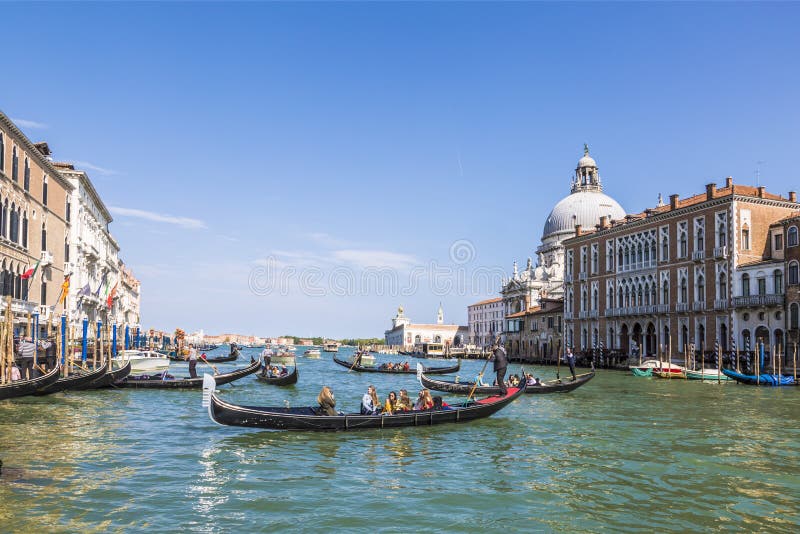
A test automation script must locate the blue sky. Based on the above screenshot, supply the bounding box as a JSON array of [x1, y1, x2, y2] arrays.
[[3, 2, 799, 338]]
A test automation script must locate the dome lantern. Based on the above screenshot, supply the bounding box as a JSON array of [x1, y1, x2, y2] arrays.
[[571, 143, 602, 193]]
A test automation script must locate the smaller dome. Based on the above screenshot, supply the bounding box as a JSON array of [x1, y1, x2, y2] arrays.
[[578, 155, 597, 168]]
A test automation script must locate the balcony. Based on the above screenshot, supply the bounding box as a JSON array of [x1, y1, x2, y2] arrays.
[[564, 273, 573, 284], [693, 300, 706, 311], [605, 308, 615, 317], [563, 311, 573, 320], [0, 298, 39, 316], [714, 298, 728, 310], [655, 304, 670, 313], [676, 302, 690, 313], [692, 250, 705, 262], [732, 294, 785, 308], [40, 250, 54, 266], [713, 246, 728, 259]]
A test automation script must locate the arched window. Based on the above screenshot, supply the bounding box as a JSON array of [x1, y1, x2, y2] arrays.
[[791, 304, 799, 330], [617, 287, 623, 307], [680, 277, 687, 302], [774, 270, 783, 294], [11, 145, 18, 181], [0, 132, 4, 169], [742, 273, 751, 296], [592, 287, 598, 310], [662, 280, 669, 304], [0, 200, 5, 240], [697, 275, 705, 301], [414, 335, 421, 344], [1, 199, 7, 239], [718, 224, 726, 247], [789, 226, 799, 247], [618, 249, 624, 269], [661, 237, 668, 260], [42, 175, 48, 206], [637, 243, 643, 263], [40, 281, 47, 305], [742, 226, 750, 250], [23, 157, 30, 191], [21, 213, 27, 248], [9, 204, 18, 243], [719, 272, 727, 299], [41, 224, 47, 252], [697, 228, 704, 251], [679, 233, 687, 257], [789, 262, 799, 286], [64, 238, 70, 263]]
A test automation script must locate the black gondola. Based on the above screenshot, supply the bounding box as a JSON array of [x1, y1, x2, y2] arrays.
[[72, 361, 132, 390], [117, 358, 260, 389], [332, 354, 460, 375], [255, 363, 298, 386], [167, 349, 239, 363], [419, 369, 595, 395], [0, 365, 61, 400], [35, 363, 110, 395], [203, 377, 526, 431]]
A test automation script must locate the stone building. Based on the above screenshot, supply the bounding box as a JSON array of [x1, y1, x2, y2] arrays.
[[773, 212, 800, 360], [500, 146, 625, 321], [504, 297, 563, 362], [116, 260, 141, 326], [563, 178, 799, 360], [384, 305, 467, 349], [0, 111, 73, 335], [467, 297, 503, 347]]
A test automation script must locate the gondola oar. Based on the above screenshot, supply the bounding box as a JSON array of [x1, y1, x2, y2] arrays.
[[467, 348, 493, 403], [200, 355, 219, 375]]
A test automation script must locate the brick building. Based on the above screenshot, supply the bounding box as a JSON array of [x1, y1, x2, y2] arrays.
[[563, 178, 799, 361]]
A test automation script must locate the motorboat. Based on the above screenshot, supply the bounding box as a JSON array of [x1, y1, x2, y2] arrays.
[[685, 368, 731, 381], [630, 359, 685, 377], [113, 350, 170, 376], [322, 342, 339, 353], [304, 349, 321, 358]]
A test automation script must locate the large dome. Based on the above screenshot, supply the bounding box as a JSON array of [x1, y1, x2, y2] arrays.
[[542, 190, 626, 240]]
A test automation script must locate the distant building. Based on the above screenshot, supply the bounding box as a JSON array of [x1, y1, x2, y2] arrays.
[[467, 297, 503, 347], [504, 298, 563, 361], [384, 304, 467, 348]]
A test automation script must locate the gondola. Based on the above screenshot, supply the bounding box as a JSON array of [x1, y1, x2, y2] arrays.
[[722, 368, 797, 386], [203, 374, 526, 431], [167, 349, 239, 363], [118, 358, 260, 389], [0, 364, 61, 400], [419, 369, 595, 395], [332, 354, 460, 375], [255, 363, 299, 386], [35, 363, 110, 395], [72, 361, 132, 390]]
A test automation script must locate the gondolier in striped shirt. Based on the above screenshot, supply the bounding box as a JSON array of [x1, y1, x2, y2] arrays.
[[491, 336, 508, 396]]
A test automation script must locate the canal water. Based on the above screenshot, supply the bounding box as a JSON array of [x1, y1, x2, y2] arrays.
[[1, 347, 798, 532]]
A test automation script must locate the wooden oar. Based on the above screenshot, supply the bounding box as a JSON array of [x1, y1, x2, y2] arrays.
[[467, 350, 493, 403], [199, 355, 219, 375], [347, 351, 363, 373]]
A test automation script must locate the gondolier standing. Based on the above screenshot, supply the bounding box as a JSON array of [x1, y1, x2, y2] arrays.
[[260, 346, 271, 376], [565, 346, 577, 380], [491, 337, 508, 396], [186, 344, 198, 378]]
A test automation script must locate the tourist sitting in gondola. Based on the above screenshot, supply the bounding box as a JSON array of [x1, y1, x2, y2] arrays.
[[10, 364, 21, 382], [316, 386, 338, 416], [402, 361, 410, 371], [361, 385, 380, 415], [396, 389, 413, 412], [432, 395, 450, 410], [414, 389, 434, 411], [508, 374, 521, 387], [383, 391, 398, 415], [279, 365, 288, 376]]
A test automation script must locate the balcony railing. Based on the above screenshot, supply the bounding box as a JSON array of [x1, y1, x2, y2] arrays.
[[563, 312, 573, 320], [676, 302, 690, 312], [692, 300, 706, 311], [714, 298, 728, 310], [578, 272, 588, 281], [713, 246, 727, 259], [692, 250, 705, 262], [564, 273, 573, 283], [732, 294, 785, 308], [655, 304, 670, 313], [0, 298, 39, 316]]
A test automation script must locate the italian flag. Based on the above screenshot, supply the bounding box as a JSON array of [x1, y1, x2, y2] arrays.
[[21, 260, 40, 280]]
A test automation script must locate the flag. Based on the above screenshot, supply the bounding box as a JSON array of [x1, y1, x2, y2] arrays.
[[57, 274, 71, 306], [106, 282, 118, 309], [95, 272, 108, 297], [78, 283, 92, 297], [21, 260, 40, 280]]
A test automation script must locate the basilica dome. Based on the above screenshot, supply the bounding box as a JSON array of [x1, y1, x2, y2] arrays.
[[542, 190, 626, 240]]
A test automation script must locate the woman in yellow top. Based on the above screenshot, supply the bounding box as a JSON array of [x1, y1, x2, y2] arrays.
[[395, 389, 413, 412], [383, 391, 398, 414]]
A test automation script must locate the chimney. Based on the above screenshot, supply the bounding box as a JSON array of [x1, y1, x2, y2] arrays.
[[758, 186, 766, 198], [575, 224, 582, 236], [599, 216, 609, 229], [790, 191, 797, 203], [725, 176, 733, 188], [670, 194, 679, 210], [706, 183, 716, 200]]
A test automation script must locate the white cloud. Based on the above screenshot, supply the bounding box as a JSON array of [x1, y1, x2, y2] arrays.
[[333, 249, 418, 270], [72, 160, 118, 176], [304, 232, 356, 248], [11, 117, 48, 129], [109, 206, 206, 229]]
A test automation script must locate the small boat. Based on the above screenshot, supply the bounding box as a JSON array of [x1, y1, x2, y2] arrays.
[[113, 350, 171, 376], [0, 365, 61, 400], [72, 361, 132, 390], [322, 342, 339, 353], [255, 363, 299, 386], [631, 368, 653, 377], [167, 349, 239, 363], [685, 368, 731, 381], [118, 358, 261, 389], [35, 363, 109, 395], [419, 369, 595, 395], [303, 349, 321, 358], [332, 354, 459, 374], [721, 369, 797, 386], [630, 359, 685, 377], [203, 375, 526, 431]]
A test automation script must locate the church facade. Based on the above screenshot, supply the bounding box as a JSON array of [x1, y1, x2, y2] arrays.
[[384, 305, 467, 349]]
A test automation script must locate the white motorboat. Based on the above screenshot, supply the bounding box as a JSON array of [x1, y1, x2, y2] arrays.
[[113, 350, 170, 376], [304, 349, 321, 358]]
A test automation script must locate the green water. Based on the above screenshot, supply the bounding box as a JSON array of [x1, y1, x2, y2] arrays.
[[1, 347, 798, 532]]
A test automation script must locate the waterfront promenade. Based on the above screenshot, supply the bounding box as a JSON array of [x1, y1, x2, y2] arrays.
[[1, 346, 797, 532]]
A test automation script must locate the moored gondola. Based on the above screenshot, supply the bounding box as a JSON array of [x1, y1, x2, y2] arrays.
[[72, 361, 132, 390], [255, 363, 298, 386], [419, 369, 595, 395], [203, 374, 526, 431], [35, 363, 110, 395], [0, 365, 61, 400], [722, 368, 797, 386], [332, 354, 459, 375], [118, 358, 260, 389], [167, 349, 239, 363]]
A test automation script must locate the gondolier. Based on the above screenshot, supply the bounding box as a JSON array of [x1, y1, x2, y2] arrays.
[[260, 346, 272, 376], [17, 337, 36, 380], [565, 346, 576, 380], [491, 337, 508, 396], [185, 345, 198, 378]]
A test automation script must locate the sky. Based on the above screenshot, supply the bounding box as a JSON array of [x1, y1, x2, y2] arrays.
[[2, 2, 799, 338]]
